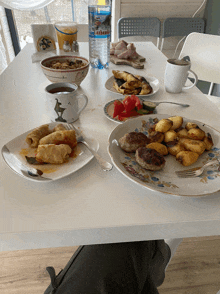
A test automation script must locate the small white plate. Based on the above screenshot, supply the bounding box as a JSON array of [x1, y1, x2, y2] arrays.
[[105, 75, 160, 98], [108, 114, 220, 197], [104, 98, 156, 123], [1, 122, 99, 182]]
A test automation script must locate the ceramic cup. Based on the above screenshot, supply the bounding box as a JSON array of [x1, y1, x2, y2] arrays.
[[45, 82, 88, 123], [164, 59, 198, 93]]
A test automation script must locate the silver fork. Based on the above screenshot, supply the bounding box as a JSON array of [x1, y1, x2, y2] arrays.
[[175, 159, 220, 178], [154, 101, 190, 107], [65, 124, 113, 171]]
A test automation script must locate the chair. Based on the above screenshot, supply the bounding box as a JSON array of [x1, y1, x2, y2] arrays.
[[160, 17, 205, 52], [178, 32, 220, 106], [117, 17, 161, 48]]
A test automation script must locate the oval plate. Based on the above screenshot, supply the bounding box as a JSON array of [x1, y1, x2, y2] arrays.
[[108, 114, 220, 197], [105, 75, 160, 98]]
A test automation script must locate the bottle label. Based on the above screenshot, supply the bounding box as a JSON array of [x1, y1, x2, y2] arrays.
[[89, 7, 111, 39]]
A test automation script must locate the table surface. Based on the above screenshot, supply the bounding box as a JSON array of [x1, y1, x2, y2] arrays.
[[1, 42, 220, 252]]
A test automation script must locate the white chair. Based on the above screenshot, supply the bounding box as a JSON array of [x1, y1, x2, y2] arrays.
[[178, 32, 220, 107]]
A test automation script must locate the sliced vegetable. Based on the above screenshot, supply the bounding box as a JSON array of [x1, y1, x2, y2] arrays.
[[137, 109, 150, 115], [130, 95, 143, 110], [142, 101, 156, 111], [113, 100, 125, 118]]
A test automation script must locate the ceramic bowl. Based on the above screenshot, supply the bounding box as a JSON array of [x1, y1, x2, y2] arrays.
[[40, 55, 90, 86]]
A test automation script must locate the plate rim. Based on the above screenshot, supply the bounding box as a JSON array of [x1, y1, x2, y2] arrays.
[[108, 114, 220, 197], [105, 75, 160, 98], [1, 122, 99, 182]]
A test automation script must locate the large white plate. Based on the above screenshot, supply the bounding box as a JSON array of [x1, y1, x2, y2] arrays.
[[108, 114, 220, 197], [2, 122, 99, 182], [105, 75, 160, 98]]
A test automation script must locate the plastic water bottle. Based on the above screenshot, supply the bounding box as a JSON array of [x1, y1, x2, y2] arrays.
[[88, 0, 111, 69]]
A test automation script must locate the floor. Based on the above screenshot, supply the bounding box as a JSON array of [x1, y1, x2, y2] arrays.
[[1, 236, 220, 294]]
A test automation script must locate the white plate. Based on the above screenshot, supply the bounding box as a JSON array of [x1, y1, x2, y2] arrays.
[[108, 114, 220, 197], [1, 122, 99, 182], [104, 98, 156, 123], [105, 75, 160, 98]]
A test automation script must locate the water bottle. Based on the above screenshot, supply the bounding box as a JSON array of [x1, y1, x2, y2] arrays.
[[88, 0, 111, 69]]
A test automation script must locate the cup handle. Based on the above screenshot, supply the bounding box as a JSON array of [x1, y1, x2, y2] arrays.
[[182, 69, 198, 90], [76, 94, 88, 114]]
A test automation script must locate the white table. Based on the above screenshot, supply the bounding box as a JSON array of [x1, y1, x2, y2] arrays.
[[1, 42, 220, 252]]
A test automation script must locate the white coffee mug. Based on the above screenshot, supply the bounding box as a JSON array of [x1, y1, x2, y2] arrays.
[[164, 59, 198, 93], [45, 82, 88, 123]]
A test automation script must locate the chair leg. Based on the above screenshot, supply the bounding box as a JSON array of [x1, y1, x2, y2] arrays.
[[165, 238, 183, 270], [208, 82, 214, 96], [156, 38, 160, 49], [160, 38, 164, 51]]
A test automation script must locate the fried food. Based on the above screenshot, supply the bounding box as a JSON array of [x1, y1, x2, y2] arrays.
[[176, 128, 188, 138], [135, 147, 165, 171], [185, 122, 198, 131], [146, 142, 168, 156], [167, 142, 186, 156], [180, 138, 206, 155], [203, 133, 214, 151], [155, 119, 173, 133], [164, 130, 177, 143], [187, 128, 205, 140], [119, 132, 151, 152], [168, 116, 183, 130], [176, 151, 199, 166], [148, 131, 164, 143], [112, 70, 153, 96], [39, 130, 77, 149]]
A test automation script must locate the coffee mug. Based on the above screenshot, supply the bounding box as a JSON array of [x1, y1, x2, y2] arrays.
[[164, 59, 198, 93], [45, 82, 88, 123]]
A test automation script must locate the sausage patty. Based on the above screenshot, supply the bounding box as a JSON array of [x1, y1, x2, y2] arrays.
[[119, 132, 150, 152], [135, 147, 165, 171]]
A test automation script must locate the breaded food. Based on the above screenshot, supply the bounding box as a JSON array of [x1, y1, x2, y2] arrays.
[[164, 130, 177, 143], [148, 131, 164, 143], [155, 119, 173, 133], [135, 147, 165, 171], [168, 116, 183, 130], [187, 128, 205, 140], [53, 124, 66, 132], [180, 138, 206, 155], [146, 142, 168, 156], [119, 132, 151, 152], [176, 151, 199, 166], [185, 122, 198, 131], [203, 133, 214, 151], [176, 128, 188, 138], [167, 142, 185, 156]]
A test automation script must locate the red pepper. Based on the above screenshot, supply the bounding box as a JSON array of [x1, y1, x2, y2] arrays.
[[122, 96, 136, 112], [118, 109, 139, 121], [130, 95, 143, 110], [113, 100, 125, 118]]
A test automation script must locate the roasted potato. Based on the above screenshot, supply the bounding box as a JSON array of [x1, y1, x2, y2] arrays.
[[155, 119, 173, 133], [146, 142, 168, 156], [164, 130, 177, 143], [167, 142, 185, 156], [187, 128, 205, 141], [180, 138, 206, 155], [149, 131, 164, 143], [176, 151, 199, 166], [185, 122, 198, 131], [203, 133, 214, 151], [176, 128, 188, 138], [168, 116, 183, 130]]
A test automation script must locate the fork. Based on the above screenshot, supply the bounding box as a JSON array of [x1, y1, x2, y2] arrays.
[[153, 101, 190, 107], [175, 159, 220, 178], [65, 124, 113, 171]]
